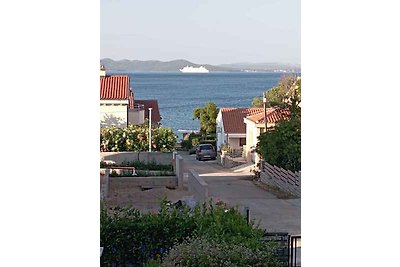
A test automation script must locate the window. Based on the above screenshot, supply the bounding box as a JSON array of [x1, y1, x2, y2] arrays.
[[239, 138, 246, 146]]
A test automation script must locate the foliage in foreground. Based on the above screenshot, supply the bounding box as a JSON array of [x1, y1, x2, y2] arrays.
[[163, 237, 282, 267], [100, 124, 177, 152], [100, 200, 281, 267]]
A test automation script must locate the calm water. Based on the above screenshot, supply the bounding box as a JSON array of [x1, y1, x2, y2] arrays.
[[110, 72, 284, 133]]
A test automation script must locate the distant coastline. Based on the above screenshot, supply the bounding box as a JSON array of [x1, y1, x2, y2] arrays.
[[100, 58, 301, 73]]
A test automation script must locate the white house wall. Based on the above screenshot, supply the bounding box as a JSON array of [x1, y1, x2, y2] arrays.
[[216, 111, 225, 151], [100, 100, 128, 128]]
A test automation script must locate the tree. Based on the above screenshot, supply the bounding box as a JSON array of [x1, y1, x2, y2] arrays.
[[193, 102, 218, 137], [251, 75, 298, 108], [256, 115, 301, 172], [256, 77, 301, 172], [251, 96, 263, 108]]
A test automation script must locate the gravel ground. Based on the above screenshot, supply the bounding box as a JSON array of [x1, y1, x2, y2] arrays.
[[104, 179, 191, 213]]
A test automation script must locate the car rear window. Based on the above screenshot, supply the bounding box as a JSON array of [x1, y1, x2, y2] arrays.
[[200, 145, 213, 151]]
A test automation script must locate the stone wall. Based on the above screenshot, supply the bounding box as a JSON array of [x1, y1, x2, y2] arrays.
[[217, 153, 246, 168], [100, 152, 173, 165], [187, 169, 209, 203]]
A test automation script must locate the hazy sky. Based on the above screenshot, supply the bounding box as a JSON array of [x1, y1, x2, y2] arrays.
[[101, 0, 300, 65]]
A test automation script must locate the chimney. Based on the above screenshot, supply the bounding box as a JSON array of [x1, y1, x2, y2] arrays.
[[100, 65, 106, 77]]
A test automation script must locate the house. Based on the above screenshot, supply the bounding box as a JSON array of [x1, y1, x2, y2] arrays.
[[243, 107, 291, 163], [100, 66, 161, 128], [134, 99, 161, 126], [216, 108, 264, 153]]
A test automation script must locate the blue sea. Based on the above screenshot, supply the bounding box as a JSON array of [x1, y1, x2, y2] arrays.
[[109, 72, 285, 134]]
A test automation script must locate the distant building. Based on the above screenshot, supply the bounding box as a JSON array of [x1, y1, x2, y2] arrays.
[[243, 107, 291, 163], [216, 108, 264, 152], [100, 66, 160, 128], [134, 99, 161, 126]]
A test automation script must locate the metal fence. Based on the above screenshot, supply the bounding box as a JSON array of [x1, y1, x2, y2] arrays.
[[263, 232, 301, 267]]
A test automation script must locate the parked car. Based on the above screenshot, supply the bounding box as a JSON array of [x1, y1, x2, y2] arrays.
[[196, 144, 217, 161], [188, 146, 198, 155]]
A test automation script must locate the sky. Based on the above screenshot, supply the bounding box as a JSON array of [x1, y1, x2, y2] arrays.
[[101, 0, 300, 65]]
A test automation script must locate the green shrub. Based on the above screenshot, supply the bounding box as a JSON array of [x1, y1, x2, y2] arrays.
[[162, 237, 282, 267], [180, 133, 202, 150], [100, 200, 280, 266], [100, 160, 173, 171], [100, 125, 176, 152]]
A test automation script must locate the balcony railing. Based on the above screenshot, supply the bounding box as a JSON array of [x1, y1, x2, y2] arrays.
[[132, 103, 145, 111]]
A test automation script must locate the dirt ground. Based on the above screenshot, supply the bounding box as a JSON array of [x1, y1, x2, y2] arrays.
[[104, 179, 192, 213]]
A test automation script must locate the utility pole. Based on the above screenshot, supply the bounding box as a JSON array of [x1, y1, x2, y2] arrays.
[[148, 108, 152, 152], [263, 92, 267, 131]]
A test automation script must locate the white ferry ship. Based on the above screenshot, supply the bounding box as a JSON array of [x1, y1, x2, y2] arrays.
[[179, 65, 209, 73]]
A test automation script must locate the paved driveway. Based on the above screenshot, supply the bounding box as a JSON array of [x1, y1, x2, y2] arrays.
[[178, 152, 301, 235]]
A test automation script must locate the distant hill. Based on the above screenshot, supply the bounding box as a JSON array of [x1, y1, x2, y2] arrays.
[[100, 58, 234, 72], [100, 58, 301, 73], [218, 62, 301, 72]]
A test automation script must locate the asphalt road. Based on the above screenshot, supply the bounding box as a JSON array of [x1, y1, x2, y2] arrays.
[[178, 152, 301, 235]]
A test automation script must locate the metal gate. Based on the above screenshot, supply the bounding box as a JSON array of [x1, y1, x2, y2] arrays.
[[289, 235, 301, 267], [263, 232, 301, 267]]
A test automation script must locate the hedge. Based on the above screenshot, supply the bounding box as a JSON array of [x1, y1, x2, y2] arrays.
[[100, 200, 281, 267]]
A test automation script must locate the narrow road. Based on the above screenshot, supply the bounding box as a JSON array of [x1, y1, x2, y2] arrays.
[[178, 152, 301, 235]]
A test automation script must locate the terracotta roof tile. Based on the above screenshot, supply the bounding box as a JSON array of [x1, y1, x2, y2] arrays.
[[246, 107, 291, 124], [135, 99, 161, 123], [100, 75, 130, 100], [221, 108, 264, 134]]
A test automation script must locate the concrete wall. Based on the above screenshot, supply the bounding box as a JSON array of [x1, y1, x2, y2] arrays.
[[175, 154, 184, 189], [100, 169, 110, 200], [217, 153, 244, 168], [188, 169, 208, 203], [110, 176, 178, 188], [100, 152, 173, 165]]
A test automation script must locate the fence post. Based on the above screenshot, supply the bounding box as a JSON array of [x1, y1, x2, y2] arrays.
[[176, 155, 184, 189], [244, 207, 250, 224], [259, 160, 265, 172]]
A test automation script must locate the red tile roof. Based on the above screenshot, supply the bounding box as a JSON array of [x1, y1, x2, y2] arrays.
[[220, 108, 264, 134], [100, 75, 130, 100], [246, 107, 291, 124], [100, 75, 135, 109], [135, 100, 161, 123]]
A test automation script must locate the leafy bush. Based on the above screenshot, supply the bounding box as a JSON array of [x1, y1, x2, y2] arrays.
[[100, 125, 176, 152], [100, 160, 173, 171], [180, 133, 202, 150], [162, 237, 282, 267], [100, 200, 280, 267]]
